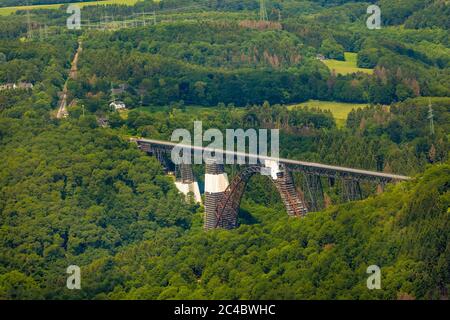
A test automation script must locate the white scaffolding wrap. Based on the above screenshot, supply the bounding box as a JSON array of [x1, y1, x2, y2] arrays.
[[204, 173, 229, 193], [263, 159, 281, 180], [175, 181, 202, 203]]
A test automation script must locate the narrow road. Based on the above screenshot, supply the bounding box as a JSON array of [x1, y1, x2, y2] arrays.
[[56, 86, 68, 119], [57, 41, 82, 119]]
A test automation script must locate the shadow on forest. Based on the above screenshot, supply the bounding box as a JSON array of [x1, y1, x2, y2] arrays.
[[238, 208, 260, 226]]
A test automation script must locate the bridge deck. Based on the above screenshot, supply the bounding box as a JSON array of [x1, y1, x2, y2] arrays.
[[134, 138, 411, 182]]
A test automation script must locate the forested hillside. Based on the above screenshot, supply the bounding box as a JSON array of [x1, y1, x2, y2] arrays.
[[69, 13, 448, 106], [3, 1, 449, 105], [0, 105, 448, 298], [0, 0, 108, 8], [0, 0, 449, 300], [0, 111, 198, 299]]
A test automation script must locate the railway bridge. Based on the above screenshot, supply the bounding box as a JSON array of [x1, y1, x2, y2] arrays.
[[133, 138, 410, 230]]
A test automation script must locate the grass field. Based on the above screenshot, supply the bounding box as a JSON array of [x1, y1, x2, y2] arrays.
[[120, 105, 225, 120], [0, 0, 140, 15], [322, 52, 373, 76], [288, 99, 369, 127], [132, 101, 367, 128]]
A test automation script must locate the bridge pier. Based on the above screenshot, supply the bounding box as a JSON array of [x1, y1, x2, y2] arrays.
[[273, 168, 308, 217], [175, 164, 202, 203], [259, 160, 309, 216], [376, 182, 385, 194], [138, 143, 173, 172], [302, 174, 324, 212], [342, 179, 362, 201], [204, 160, 229, 230], [134, 139, 410, 231]]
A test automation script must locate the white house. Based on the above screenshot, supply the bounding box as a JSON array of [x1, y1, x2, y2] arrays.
[[316, 54, 326, 61], [16, 82, 33, 90], [109, 100, 127, 111], [0, 82, 33, 91]]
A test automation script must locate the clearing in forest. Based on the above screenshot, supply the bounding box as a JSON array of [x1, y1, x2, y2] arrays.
[[322, 52, 373, 76], [288, 100, 369, 127]]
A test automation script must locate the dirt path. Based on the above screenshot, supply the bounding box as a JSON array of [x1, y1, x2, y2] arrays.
[[57, 41, 82, 119], [69, 41, 82, 80]]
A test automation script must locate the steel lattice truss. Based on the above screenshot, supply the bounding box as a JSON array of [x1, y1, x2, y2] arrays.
[[134, 138, 410, 184], [215, 165, 309, 229], [134, 138, 410, 229]]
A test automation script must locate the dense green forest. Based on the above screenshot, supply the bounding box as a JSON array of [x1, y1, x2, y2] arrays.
[[0, 108, 448, 299], [0, 0, 449, 300], [68, 12, 448, 106], [3, 1, 449, 105], [0, 0, 107, 8]]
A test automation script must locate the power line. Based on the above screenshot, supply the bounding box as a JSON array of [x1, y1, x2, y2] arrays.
[[427, 99, 435, 135], [259, 0, 268, 21], [26, 0, 32, 39], [21, 0, 254, 36]]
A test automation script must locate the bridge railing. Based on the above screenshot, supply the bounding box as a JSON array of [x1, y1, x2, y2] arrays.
[[133, 138, 411, 183]]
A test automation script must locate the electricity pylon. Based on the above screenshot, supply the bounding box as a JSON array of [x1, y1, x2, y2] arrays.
[[259, 0, 268, 21], [427, 99, 435, 135], [26, 1, 32, 39], [110, 82, 116, 102]]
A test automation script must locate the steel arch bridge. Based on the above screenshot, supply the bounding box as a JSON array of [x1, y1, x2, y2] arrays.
[[134, 138, 411, 230], [214, 165, 308, 229]]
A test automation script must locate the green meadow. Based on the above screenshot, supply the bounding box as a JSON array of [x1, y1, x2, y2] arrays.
[[0, 0, 140, 15], [288, 99, 369, 127], [132, 101, 368, 128], [322, 52, 374, 76]]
